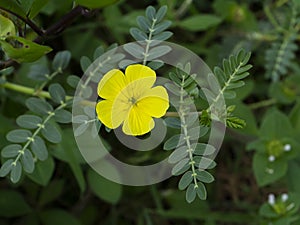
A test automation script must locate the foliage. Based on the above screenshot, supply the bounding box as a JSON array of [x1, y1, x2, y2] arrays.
[[0, 0, 299, 225]]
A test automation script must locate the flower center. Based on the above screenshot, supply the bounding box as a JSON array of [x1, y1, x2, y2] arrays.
[[129, 97, 137, 105]]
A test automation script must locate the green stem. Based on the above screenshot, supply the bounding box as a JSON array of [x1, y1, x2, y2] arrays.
[[0, 81, 72, 100], [34, 71, 60, 95], [179, 76, 198, 188], [264, 4, 284, 32], [176, 0, 193, 18], [143, 18, 157, 65], [12, 102, 67, 166], [249, 98, 277, 109], [208, 61, 244, 112], [150, 185, 163, 211]]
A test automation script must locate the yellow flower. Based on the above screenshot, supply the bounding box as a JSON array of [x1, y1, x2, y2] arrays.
[[96, 64, 169, 136]]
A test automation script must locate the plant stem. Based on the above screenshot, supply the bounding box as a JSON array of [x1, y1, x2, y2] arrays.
[[143, 18, 157, 65], [176, 0, 193, 18], [179, 75, 198, 188], [249, 98, 277, 109], [150, 185, 163, 211], [0, 6, 44, 36], [0, 81, 72, 100]]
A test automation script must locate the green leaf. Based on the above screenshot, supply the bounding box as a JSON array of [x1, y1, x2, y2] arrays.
[[1, 144, 21, 158], [28, 64, 50, 81], [186, 184, 197, 203], [253, 153, 287, 187], [136, 16, 151, 32], [29, 0, 50, 18], [178, 171, 193, 190], [27, 156, 55, 186], [0, 14, 16, 37], [0, 190, 31, 218], [52, 50, 71, 71], [178, 14, 222, 31], [164, 134, 184, 150], [16, 115, 42, 129], [54, 109, 72, 123], [67, 75, 80, 88], [41, 122, 62, 143], [49, 83, 66, 104], [26, 97, 53, 115], [21, 149, 35, 173], [196, 182, 207, 200], [6, 129, 32, 143], [30, 136, 48, 161], [75, 0, 119, 9], [130, 28, 147, 41], [146, 5, 156, 20], [193, 143, 216, 156], [17, 0, 34, 14], [0, 159, 14, 177], [38, 179, 64, 206], [0, 36, 52, 62], [260, 109, 293, 139], [55, 129, 86, 193], [0, 0, 26, 17], [87, 166, 122, 204], [172, 158, 190, 175], [195, 157, 217, 170], [123, 43, 144, 59], [10, 161, 22, 183], [164, 117, 181, 129], [40, 209, 82, 225], [147, 45, 171, 61], [196, 170, 214, 183], [155, 5, 168, 23], [152, 21, 172, 35], [168, 146, 188, 164]]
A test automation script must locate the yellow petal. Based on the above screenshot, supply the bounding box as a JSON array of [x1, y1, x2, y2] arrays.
[[124, 64, 156, 89], [137, 86, 169, 118], [122, 106, 155, 136], [96, 99, 129, 129], [97, 69, 127, 100]]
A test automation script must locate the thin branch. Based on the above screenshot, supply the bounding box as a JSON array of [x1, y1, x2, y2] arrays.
[[0, 6, 44, 36], [0, 6, 88, 69]]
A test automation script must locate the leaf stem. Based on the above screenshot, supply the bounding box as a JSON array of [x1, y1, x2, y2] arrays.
[[176, 0, 193, 18], [179, 75, 198, 189], [143, 18, 157, 65], [0, 81, 73, 100], [249, 98, 277, 109], [12, 102, 66, 167]]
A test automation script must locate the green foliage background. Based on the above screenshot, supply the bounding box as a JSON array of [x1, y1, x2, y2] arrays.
[[0, 0, 300, 224]]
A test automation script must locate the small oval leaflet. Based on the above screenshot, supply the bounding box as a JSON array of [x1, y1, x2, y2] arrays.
[[16, 115, 42, 129], [1, 144, 22, 158], [31, 136, 48, 161], [49, 83, 66, 104], [10, 161, 22, 183], [0, 159, 14, 177], [168, 146, 188, 164], [196, 182, 207, 200], [26, 97, 53, 115], [52, 50, 71, 71], [178, 171, 193, 190], [21, 149, 35, 173], [196, 170, 214, 183], [41, 122, 62, 144], [6, 129, 32, 143], [54, 109, 72, 124], [171, 158, 190, 175], [186, 183, 197, 203]]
